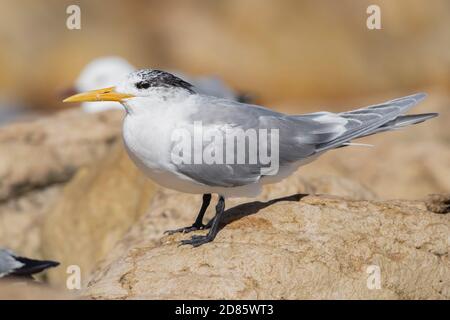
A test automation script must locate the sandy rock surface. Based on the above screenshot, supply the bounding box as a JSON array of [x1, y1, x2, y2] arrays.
[[0, 186, 60, 259], [0, 109, 122, 201], [85, 195, 449, 299], [40, 144, 157, 286], [0, 109, 121, 260], [82, 174, 376, 286], [0, 280, 73, 300]]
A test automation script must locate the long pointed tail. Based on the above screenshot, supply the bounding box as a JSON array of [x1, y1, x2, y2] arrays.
[[315, 93, 438, 152], [10, 256, 59, 277], [358, 112, 438, 138]]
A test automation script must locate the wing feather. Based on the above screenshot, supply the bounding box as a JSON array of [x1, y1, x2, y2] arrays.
[[173, 93, 432, 187]]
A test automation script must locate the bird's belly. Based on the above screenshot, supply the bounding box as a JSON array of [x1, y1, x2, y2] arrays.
[[122, 115, 211, 194], [123, 141, 208, 193]]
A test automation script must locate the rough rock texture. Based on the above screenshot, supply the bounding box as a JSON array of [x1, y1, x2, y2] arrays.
[[0, 186, 61, 259], [85, 195, 449, 300], [0, 109, 122, 201], [0, 109, 121, 259], [84, 175, 376, 283], [41, 143, 157, 287], [426, 194, 450, 214]]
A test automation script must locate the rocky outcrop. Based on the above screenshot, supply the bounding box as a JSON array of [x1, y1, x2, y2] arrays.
[[81, 174, 376, 285], [40, 144, 157, 286], [0, 109, 122, 202], [39, 161, 375, 288], [0, 109, 121, 260], [426, 194, 450, 214], [0, 186, 60, 259], [85, 195, 449, 300]]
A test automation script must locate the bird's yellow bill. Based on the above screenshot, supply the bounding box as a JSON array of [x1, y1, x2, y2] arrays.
[[63, 87, 134, 103]]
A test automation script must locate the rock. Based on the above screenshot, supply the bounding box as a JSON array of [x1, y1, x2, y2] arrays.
[[0, 280, 73, 300], [0, 109, 122, 260], [85, 195, 449, 299], [40, 143, 157, 287], [0, 186, 61, 259], [83, 174, 375, 285], [0, 109, 122, 201], [426, 194, 450, 214]]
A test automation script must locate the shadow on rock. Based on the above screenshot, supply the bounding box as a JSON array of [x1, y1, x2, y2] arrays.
[[208, 193, 309, 229]]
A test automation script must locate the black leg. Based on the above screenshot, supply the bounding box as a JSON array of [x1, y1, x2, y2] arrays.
[[164, 194, 212, 235], [180, 195, 225, 247]]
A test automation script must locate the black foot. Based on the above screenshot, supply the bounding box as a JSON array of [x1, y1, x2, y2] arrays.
[[177, 195, 225, 248], [180, 234, 214, 247], [164, 223, 207, 235]]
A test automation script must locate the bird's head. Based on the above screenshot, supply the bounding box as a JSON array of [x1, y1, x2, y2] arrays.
[[63, 69, 195, 106]]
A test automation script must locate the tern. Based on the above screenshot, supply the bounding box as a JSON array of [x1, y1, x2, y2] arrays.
[[0, 249, 59, 279], [64, 69, 437, 247], [69, 56, 250, 113]]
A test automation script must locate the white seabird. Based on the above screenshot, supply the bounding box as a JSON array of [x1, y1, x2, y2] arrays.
[[64, 69, 438, 247]]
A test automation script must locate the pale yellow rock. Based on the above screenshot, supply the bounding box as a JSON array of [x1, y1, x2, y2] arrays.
[[85, 195, 449, 299], [0, 109, 122, 201], [40, 143, 157, 287], [0, 186, 61, 259], [0, 280, 73, 300], [0, 109, 122, 260], [84, 174, 376, 286]]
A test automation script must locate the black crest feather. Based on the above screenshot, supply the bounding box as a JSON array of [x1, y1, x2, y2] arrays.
[[135, 70, 195, 93]]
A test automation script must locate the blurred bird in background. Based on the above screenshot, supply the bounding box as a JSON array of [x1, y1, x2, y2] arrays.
[[0, 249, 59, 280]]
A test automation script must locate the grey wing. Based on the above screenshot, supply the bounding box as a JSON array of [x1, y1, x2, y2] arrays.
[[173, 93, 434, 188], [173, 98, 346, 187]]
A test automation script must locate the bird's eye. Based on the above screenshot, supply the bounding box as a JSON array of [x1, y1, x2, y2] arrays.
[[136, 81, 150, 89]]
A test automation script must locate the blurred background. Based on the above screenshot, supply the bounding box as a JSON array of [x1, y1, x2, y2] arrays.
[[0, 0, 449, 120], [0, 0, 449, 296]]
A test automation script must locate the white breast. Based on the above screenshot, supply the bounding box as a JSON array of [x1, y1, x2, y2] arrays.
[[122, 97, 211, 194]]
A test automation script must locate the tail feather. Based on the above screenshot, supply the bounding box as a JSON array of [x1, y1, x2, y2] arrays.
[[383, 113, 438, 128], [365, 112, 438, 136], [10, 256, 59, 277], [315, 93, 436, 152]]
